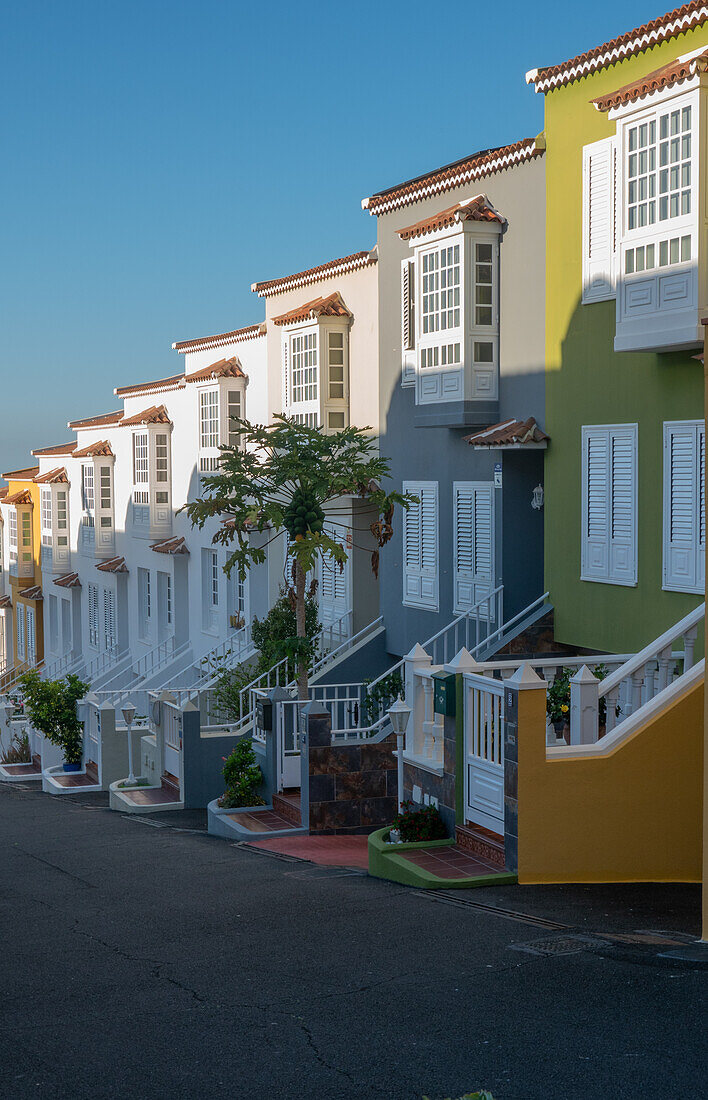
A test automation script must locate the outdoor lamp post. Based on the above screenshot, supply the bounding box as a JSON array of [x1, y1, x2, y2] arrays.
[[388, 695, 411, 813], [121, 702, 137, 787]]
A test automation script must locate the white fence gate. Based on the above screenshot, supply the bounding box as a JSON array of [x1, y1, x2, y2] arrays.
[[463, 672, 505, 834]]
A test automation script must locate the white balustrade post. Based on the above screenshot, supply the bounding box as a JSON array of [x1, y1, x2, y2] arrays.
[[629, 672, 644, 716], [404, 643, 432, 757], [422, 676, 435, 759], [657, 644, 674, 692], [569, 665, 599, 745], [683, 626, 698, 672], [605, 685, 620, 733]]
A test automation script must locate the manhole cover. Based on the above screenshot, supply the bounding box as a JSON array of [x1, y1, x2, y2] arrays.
[[511, 934, 602, 957]]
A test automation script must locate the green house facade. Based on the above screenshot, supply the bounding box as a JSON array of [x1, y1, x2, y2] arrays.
[[528, 3, 708, 653]]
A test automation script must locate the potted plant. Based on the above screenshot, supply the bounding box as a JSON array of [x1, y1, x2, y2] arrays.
[[217, 737, 266, 809], [18, 671, 89, 771], [546, 667, 571, 738], [391, 800, 447, 843]]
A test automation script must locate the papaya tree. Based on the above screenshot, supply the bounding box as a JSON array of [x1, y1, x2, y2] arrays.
[[184, 415, 411, 698]]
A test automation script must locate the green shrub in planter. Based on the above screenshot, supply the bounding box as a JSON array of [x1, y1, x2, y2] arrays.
[[217, 738, 265, 809], [393, 800, 447, 843], [19, 671, 88, 766]]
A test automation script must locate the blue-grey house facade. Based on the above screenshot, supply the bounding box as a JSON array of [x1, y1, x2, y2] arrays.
[[362, 137, 548, 659]]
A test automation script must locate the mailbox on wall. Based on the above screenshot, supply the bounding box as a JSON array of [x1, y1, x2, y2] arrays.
[[432, 671, 456, 717], [255, 697, 273, 732]]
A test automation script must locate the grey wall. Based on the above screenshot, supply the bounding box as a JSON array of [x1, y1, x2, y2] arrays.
[[374, 155, 547, 659]]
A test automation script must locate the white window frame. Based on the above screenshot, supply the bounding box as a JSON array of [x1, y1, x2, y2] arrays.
[[402, 480, 439, 612], [226, 389, 243, 449], [25, 606, 36, 663], [202, 549, 219, 634], [581, 424, 638, 587], [132, 432, 149, 505], [401, 257, 416, 385], [137, 568, 151, 641], [418, 237, 463, 371], [8, 509, 17, 563], [199, 389, 219, 449], [663, 420, 705, 594]]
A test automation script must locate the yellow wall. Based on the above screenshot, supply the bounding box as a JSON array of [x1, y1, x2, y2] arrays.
[[517, 681, 703, 884]]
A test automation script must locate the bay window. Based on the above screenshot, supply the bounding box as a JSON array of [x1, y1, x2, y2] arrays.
[[586, 82, 702, 351], [131, 429, 171, 536], [282, 322, 349, 431], [400, 201, 501, 422], [81, 465, 95, 549], [199, 385, 246, 474]]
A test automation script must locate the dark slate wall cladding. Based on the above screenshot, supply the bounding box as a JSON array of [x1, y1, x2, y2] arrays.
[[402, 712, 457, 836], [307, 732, 399, 835]]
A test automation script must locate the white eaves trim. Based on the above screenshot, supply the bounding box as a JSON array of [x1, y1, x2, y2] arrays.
[[251, 249, 378, 298], [526, 4, 708, 93]]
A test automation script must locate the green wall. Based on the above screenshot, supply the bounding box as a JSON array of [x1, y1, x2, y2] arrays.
[[543, 26, 708, 653]]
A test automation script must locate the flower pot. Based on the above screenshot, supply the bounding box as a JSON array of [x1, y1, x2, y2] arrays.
[[63, 762, 82, 773], [552, 719, 567, 739], [388, 828, 401, 845]]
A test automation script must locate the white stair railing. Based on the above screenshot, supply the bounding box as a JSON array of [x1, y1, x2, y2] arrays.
[[594, 603, 703, 736]]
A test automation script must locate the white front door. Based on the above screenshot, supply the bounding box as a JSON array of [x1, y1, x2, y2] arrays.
[[277, 701, 301, 790], [464, 672, 504, 834], [163, 706, 181, 784]]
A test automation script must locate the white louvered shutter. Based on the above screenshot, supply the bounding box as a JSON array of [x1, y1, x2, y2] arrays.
[[16, 606, 25, 660], [103, 588, 116, 651], [403, 482, 438, 609], [583, 429, 610, 580], [454, 483, 494, 614], [609, 429, 636, 584], [664, 421, 705, 593], [88, 584, 99, 647], [582, 426, 636, 585], [281, 336, 289, 411], [26, 608, 35, 662], [401, 258, 416, 385], [582, 137, 616, 304]]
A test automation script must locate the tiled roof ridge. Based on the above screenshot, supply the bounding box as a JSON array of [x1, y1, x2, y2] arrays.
[[31, 441, 77, 457], [252, 249, 377, 298], [593, 45, 708, 110], [54, 572, 81, 589], [464, 417, 549, 447], [398, 194, 506, 241], [2, 465, 40, 481], [3, 489, 33, 505], [526, 2, 708, 93], [363, 138, 544, 216], [69, 410, 124, 430], [115, 373, 185, 398], [172, 322, 265, 353], [96, 556, 128, 573]]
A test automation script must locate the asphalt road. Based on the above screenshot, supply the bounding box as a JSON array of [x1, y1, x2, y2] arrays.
[[0, 782, 705, 1100]]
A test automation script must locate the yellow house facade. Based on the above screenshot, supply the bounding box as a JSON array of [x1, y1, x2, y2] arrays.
[[0, 464, 44, 678]]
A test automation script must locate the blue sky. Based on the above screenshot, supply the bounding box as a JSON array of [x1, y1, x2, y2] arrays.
[[0, 0, 653, 474]]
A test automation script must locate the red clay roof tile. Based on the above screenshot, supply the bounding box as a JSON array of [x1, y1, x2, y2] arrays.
[[272, 292, 352, 327], [96, 556, 128, 573], [34, 467, 69, 484], [72, 440, 114, 458], [54, 572, 81, 589], [69, 410, 124, 430], [527, 3, 708, 93], [184, 357, 245, 383], [398, 195, 506, 241], [31, 441, 77, 457], [363, 138, 543, 216], [120, 404, 171, 427], [593, 47, 708, 110], [172, 322, 265, 353], [464, 418, 549, 448], [150, 536, 189, 554], [3, 489, 33, 505], [115, 373, 185, 398], [252, 251, 377, 298], [2, 466, 39, 481]]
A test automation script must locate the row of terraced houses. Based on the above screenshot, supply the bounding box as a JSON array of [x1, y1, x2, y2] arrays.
[[1, 4, 706, 897]]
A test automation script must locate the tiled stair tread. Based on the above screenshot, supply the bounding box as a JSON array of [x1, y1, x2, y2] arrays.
[[85, 761, 99, 782], [2, 761, 42, 775], [400, 844, 500, 880], [229, 809, 295, 832], [52, 771, 100, 787], [162, 773, 180, 796], [119, 784, 180, 805]]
